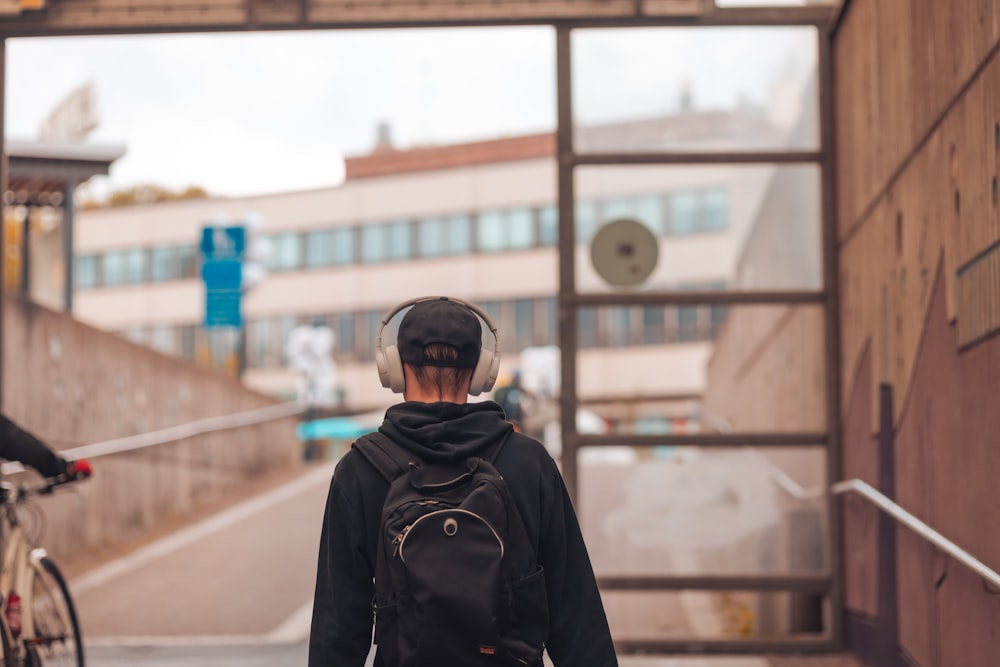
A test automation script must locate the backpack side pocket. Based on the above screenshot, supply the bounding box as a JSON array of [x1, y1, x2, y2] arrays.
[[501, 564, 549, 664]]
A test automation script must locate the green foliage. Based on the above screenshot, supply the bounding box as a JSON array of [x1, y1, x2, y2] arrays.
[[80, 184, 210, 209]]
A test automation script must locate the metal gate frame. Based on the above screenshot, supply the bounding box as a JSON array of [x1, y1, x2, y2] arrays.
[[0, 2, 844, 655], [553, 20, 842, 655]]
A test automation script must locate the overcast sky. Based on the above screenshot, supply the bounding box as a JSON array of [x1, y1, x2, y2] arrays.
[[6, 22, 813, 198]]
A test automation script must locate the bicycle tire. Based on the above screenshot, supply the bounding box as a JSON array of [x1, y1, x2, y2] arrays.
[[23, 558, 83, 667], [0, 605, 14, 667]]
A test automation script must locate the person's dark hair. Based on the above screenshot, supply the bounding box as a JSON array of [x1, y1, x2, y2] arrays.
[[408, 343, 475, 396]]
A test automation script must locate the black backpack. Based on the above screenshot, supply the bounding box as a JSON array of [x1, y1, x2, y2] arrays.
[[354, 431, 549, 667]]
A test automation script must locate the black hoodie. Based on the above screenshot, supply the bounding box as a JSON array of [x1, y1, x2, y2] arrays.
[[309, 400, 618, 667]]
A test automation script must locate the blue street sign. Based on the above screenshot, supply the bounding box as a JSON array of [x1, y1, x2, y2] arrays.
[[201, 225, 246, 328]]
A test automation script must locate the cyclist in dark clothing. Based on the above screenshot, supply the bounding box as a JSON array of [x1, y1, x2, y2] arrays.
[[0, 414, 90, 480], [309, 297, 618, 667]]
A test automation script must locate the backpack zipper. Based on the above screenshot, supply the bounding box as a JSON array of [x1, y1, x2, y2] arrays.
[[396, 509, 504, 563]]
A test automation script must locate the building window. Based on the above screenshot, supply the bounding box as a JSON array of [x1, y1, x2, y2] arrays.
[[418, 217, 446, 258], [74, 255, 99, 288], [385, 221, 413, 261], [268, 233, 302, 271], [578, 307, 598, 349], [576, 200, 599, 244], [641, 305, 666, 345], [508, 208, 535, 250], [151, 245, 194, 282], [513, 298, 535, 351], [669, 192, 700, 235], [598, 194, 665, 236], [677, 305, 699, 342], [305, 230, 335, 267], [538, 205, 558, 246], [444, 214, 472, 255], [332, 312, 356, 360], [702, 189, 729, 231], [362, 225, 386, 263], [669, 189, 730, 235], [540, 297, 557, 344], [103, 249, 146, 285], [605, 306, 631, 347], [477, 210, 506, 253]]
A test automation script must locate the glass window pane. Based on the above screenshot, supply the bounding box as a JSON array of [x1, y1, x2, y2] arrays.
[[150, 247, 174, 281], [572, 26, 820, 153], [578, 307, 599, 349], [126, 249, 146, 283], [509, 208, 535, 249], [669, 192, 699, 235], [332, 227, 355, 265], [103, 251, 125, 286], [446, 214, 472, 255], [477, 210, 506, 252], [419, 218, 444, 258], [541, 297, 557, 344], [269, 233, 302, 270], [334, 312, 356, 358], [538, 205, 559, 246], [605, 306, 631, 347], [576, 200, 598, 244], [677, 305, 699, 341], [361, 225, 386, 263], [641, 305, 665, 345], [386, 221, 412, 261], [702, 188, 730, 231], [74, 255, 98, 288], [513, 299, 534, 350], [305, 230, 332, 267]]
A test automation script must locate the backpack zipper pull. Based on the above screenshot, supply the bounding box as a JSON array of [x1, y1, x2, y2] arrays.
[[392, 526, 411, 557]]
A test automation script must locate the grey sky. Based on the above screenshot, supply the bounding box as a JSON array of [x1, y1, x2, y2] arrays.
[[6, 24, 812, 197]]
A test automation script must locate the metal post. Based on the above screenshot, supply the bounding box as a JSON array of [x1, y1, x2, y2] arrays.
[[19, 204, 28, 297], [555, 25, 580, 503], [0, 36, 5, 410], [817, 25, 846, 649], [63, 179, 76, 312]]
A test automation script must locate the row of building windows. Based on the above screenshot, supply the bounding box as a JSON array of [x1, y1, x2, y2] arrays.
[[116, 296, 729, 371], [76, 188, 729, 288]]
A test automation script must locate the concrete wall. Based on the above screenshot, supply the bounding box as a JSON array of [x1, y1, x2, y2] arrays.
[[834, 1, 1000, 665], [1, 293, 302, 563]]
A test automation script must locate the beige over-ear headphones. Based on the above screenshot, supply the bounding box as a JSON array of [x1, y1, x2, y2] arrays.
[[374, 296, 502, 396]]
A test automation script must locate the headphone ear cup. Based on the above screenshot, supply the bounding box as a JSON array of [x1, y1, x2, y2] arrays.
[[468, 347, 501, 396], [482, 348, 502, 394], [384, 344, 406, 394]]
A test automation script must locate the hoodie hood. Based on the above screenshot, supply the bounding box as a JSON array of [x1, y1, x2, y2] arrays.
[[378, 400, 514, 464]]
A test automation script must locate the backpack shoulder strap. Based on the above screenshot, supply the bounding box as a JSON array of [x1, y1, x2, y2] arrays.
[[352, 431, 419, 483], [481, 428, 514, 465]]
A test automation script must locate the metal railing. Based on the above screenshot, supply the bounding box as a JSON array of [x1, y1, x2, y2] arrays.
[[0, 401, 307, 476], [831, 478, 1000, 590]]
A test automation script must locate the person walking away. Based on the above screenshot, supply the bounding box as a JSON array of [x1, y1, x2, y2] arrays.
[[309, 296, 617, 667]]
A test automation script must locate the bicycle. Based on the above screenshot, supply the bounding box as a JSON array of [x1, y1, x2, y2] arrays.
[[0, 468, 91, 667]]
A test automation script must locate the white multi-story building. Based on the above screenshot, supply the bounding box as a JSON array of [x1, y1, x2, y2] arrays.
[[72, 106, 807, 430]]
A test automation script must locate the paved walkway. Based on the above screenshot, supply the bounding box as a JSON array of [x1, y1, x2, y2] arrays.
[[63, 458, 866, 667]]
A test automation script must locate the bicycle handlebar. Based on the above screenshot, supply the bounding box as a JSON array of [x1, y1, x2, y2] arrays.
[[1, 465, 92, 502]]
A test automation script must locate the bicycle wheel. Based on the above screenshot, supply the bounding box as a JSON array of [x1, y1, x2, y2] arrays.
[[0, 606, 14, 667], [24, 558, 83, 667]]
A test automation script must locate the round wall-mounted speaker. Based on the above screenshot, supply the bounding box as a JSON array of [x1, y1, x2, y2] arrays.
[[590, 218, 659, 287]]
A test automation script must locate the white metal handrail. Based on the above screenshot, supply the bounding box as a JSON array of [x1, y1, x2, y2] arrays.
[[0, 401, 307, 476], [832, 478, 1000, 590]]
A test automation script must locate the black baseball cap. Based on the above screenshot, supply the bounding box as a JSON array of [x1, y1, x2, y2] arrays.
[[397, 298, 482, 369]]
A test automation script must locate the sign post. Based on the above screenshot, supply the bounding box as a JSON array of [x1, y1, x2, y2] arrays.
[[200, 225, 245, 328]]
